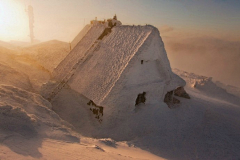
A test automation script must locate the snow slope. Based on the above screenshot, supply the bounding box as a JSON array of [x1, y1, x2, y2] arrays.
[[0, 63, 33, 91], [1, 68, 239, 159], [22, 40, 69, 72], [215, 81, 240, 98], [1, 38, 240, 159], [0, 84, 81, 159], [0, 85, 163, 160], [0, 40, 165, 160], [0, 40, 18, 50], [0, 46, 49, 92], [0, 84, 77, 140], [173, 68, 240, 105], [1, 23, 240, 159], [51, 69, 240, 160], [0, 40, 70, 92], [0, 137, 163, 160]]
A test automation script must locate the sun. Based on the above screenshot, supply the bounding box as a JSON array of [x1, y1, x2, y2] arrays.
[[0, 0, 28, 41]]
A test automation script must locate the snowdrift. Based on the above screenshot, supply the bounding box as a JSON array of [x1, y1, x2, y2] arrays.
[[0, 85, 162, 159], [0, 40, 70, 92], [44, 21, 240, 159], [0, 84, 78, 142], [0, 46, 50, 92], [1, 18, 240, 159], [0, 63, 33, 91], [215, 81, 240, 98], [22, 40, 69, 72], [173, 68, 240, 105], [51, 68, 240, 160]]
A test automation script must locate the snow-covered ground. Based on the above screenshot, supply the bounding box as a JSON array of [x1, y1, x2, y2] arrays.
[[51, 69, 240, 159], [21, 40, 70, 72], [0, 85, 161, 160], [0, 28, 240, 159], [215, 81, 240, 98], [0, 41, 69, 92], [1, 70, 240, 159], [0, 40, 166, 160]]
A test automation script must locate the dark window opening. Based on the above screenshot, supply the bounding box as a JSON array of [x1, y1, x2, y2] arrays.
[[141, 60, 143, 64], [135, 92, 146, 106], [87, 100, 104, 123]]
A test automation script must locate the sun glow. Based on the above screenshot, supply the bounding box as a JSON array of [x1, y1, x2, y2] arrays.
[[0, 0, 28, 41]]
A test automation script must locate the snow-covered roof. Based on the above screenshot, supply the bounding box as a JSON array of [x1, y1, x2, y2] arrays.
[[69, 25, 154, 103], [52, 24, 106, 81]]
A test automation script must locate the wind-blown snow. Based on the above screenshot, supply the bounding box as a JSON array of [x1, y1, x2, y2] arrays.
[[0, 84, 78, 142], [0, 40, 70, 92], [51, 68, 240, 159], [173, 68, 240, 105], [22, 40, 69, 72], [1, 21, 240, 160], [0, 46, 49, 92], [1, 84, 162, 160], [215, 81, 240, 98], [0, 63, 33, 91]]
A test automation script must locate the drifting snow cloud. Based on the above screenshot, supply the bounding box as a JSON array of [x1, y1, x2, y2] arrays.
[[165, 36, 240, 87], [159, 25, 174, 33]]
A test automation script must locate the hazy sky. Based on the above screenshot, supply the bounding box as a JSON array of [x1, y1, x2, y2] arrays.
[[0, 0, 240, 42]]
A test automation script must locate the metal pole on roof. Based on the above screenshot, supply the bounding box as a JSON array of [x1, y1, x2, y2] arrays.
[[26, 5, 35, 43]]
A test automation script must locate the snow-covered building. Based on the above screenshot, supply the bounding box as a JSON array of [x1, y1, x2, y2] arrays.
[[42, 16, 187, 115]]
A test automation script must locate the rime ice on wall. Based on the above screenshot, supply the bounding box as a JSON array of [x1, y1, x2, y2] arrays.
[[98, 27, 185, 109], [69, 25, 154, 104], [67, 25, 185, 106], [46, 22, 186, 107]]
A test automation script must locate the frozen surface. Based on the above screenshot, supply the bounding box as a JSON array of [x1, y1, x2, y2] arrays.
[[71, 24, 91, 49], [70, 25, 153, 103], [68, 25, 184, 105], [0, 40, 69, 92], [0, 84, 78, 143], [1, 23, 240, 160], [52, 24, 106, 81], [0, 63, 33, 91], [0, 84, 161, 160], [173, 68, 240, 105], [22, 40, 69, 72], [215, 80, 240, 98], [51, 69, 240, 160], [0, 46, 49, 92]]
